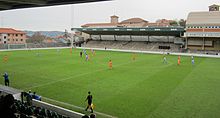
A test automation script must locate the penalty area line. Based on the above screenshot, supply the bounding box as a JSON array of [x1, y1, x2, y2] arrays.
[[43, 97, 118, 118]]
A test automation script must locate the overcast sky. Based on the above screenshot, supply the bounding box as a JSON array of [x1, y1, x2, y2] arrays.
[[0, 0, 219, 31]]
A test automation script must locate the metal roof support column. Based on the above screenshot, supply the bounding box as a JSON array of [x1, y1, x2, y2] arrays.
[[99, 35, 102, 41], [185, 37, 188, 49], [203, 37, 205, 50], [167, 36, 170, 46], [180, 32, 182, 37], [130, 35, 132, 41], [89, 34, 91, 39], [114, 35, 116, 41], [148, 35, 150, 42]]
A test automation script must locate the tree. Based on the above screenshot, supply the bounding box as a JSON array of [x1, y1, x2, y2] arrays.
[[27, 32, 46, 43], [179, 19, 186, 27], [169, 20, 178, 26]]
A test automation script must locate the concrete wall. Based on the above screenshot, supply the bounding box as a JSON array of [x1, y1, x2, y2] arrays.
[[32, 99, 84, 118]]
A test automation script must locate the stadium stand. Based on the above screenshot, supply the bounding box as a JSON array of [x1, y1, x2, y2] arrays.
[[84, 40, 181, 52], [0, 85, 84, 118], [0, 93, 72, 118]]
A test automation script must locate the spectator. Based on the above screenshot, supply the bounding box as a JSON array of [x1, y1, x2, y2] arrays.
[[25, 91, 33, 106], [33, 92, 41, 101], [90, 113, 96, 118], [0, 94, 16, 118]]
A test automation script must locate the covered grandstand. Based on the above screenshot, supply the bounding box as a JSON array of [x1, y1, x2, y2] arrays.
[[72, 15, 185, 52], [184, 6, 220, 51], [72, 27, 185, 52]]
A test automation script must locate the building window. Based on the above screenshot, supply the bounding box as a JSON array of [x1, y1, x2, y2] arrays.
[[8, 39, 10, 41], [16, 39, 18, 41], [16, 34, 18, 37], [21, 39, 23, 41], [13, 39, 15, 41], [8, 34, 10, 36], [4, 36, 6, 39], [0, 39, 1, 41], [21, 34, 23, 36]]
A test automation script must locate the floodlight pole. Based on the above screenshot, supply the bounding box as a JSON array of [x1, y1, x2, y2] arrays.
[[71, 37, 73, 48], [71, 32, 76, 48]]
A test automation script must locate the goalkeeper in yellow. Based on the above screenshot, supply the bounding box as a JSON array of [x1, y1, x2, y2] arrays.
[[85, 91, 94, 113]]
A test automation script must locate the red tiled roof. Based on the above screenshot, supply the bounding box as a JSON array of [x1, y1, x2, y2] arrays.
[[0, 28, 25, 34], [186, 11, 220, 25], [81, 16, 172, 28], [56, 35, 65, 39], [81, 23, 118, 27], [147, 22, 170, 27], [44, 39, 56, 43], [120, 18, 148, 23], [209, 4, 220, 7], [111, 15, 119, 18]]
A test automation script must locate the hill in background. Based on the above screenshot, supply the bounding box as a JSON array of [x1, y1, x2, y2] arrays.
[[24, 31, 65, 38]]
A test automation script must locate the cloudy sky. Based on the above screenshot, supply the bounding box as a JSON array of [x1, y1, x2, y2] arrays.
[[0, 0, 219, 31]]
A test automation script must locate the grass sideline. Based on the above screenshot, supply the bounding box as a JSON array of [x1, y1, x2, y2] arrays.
[[1, 48, 220, 118]]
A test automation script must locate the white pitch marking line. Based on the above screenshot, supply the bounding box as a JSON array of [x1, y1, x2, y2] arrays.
[[43, 97, 118, 118]]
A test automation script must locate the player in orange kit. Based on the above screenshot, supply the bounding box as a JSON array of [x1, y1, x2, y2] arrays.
[[3, 55, 8, 63], [108, 60, 112, 69], [177, 55, 181, 65], [132, 53, 136, 61]]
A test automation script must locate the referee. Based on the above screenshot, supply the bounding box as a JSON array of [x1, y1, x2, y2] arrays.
[[85, 91, 93, 113]]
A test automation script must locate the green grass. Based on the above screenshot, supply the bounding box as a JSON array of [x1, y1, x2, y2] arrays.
[[1, 48, 220, 118]]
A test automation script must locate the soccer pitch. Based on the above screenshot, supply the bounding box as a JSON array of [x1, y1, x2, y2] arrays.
[[1, 48, 220, 118]]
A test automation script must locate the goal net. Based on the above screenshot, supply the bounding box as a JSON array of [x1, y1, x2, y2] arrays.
[[8, 44, 27, 49]]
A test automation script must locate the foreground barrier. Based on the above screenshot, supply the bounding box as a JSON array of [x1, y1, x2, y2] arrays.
[[0, 85, 84, 118]]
